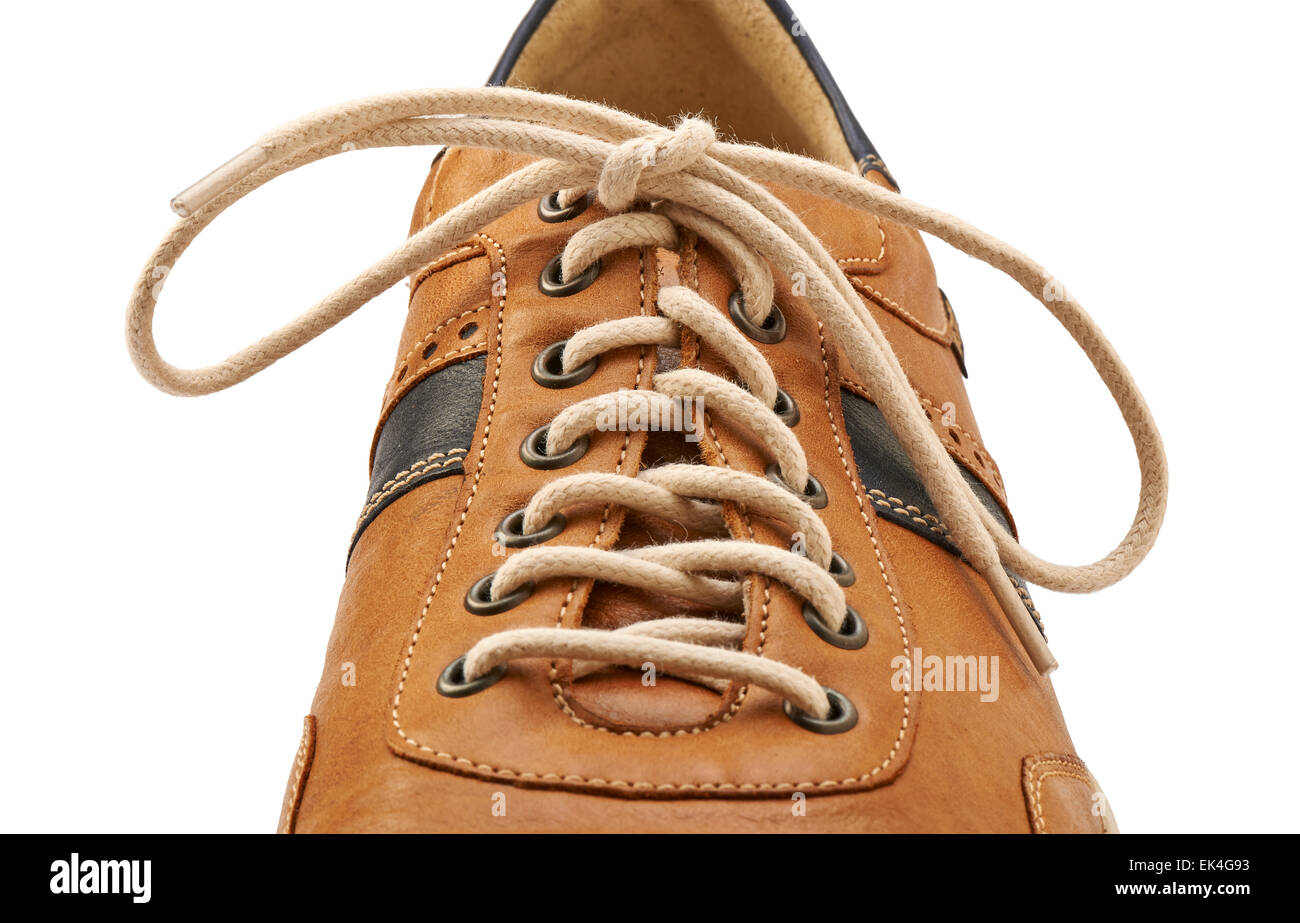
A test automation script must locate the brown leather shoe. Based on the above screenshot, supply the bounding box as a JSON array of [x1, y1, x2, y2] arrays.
[[131, 0, 1166, 833]]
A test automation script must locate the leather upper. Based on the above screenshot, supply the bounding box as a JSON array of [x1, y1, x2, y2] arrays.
[[281, 0, 1109, 833]]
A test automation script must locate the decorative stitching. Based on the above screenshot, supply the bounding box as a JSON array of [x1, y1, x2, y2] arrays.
[[866, 488, 951, 537], [386, 242, 908, 792], [410, 242, 484, 296], [835, 214, 886, 265], [848, 276, 950, 345], [351, 450, 469, 543], [818, 322, 912, 780], [914, 394, 1006, 491], [279, 715, 315, 835], [1034, 771, 1096, 833], [631, 229, 761, 734], [390, 305, 490, 388], [370, 345, 488, 475], [839, 377, 1008, 507], [914, 396, 996, 466], [387, 340, 488, 409], [544, 230, 763, 738], [863, 487, 1045, 635], [371, 247, 493, 468], [362, 448, 468, 509], [1023, 754, 1101, 834], [391, 231, 508, 754], [1016, 582, 1046, 636], [857, 153, 899, 190], [549, 247, 666, 734]]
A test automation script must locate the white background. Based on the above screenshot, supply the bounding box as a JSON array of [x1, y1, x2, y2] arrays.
[[2, 0, 1296, 833]]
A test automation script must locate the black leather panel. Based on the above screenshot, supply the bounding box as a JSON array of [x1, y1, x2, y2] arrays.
[[761, 0, 896, 188], [840, 388, 1044, 635], [841, 387, 1009, 541], [349, 357, 486, 557], [488, 0, 896, 188], [488, 0, 559, 85]]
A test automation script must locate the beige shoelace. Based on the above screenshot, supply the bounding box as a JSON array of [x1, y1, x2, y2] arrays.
[[127, 88, 1167, 719]]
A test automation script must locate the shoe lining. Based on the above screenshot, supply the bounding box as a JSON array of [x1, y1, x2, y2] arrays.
[[500, 0, 857, 169]]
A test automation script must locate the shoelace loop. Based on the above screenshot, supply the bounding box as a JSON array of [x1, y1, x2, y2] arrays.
[[597, 117, 717, 212], [128, 87, 1169, 703]]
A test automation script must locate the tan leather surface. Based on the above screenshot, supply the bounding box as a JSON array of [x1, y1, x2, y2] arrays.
[[278, 715, 315, 835], [280, 139, 1108, 831], [1022, 753, 1114, 834], [294, 482, 1080, 830]]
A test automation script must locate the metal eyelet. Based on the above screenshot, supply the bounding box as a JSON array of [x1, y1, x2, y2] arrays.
[[464, 572, 534, 616], [436, 655, 507, 698], [783, 687, 858, 734], [828, 551, 856, 587], [765, 462, 828, 509], [520, 425, 590, 470], [538, 190, 592, 223], [772, 387, 800, 427], [802, 601, 869, 650], [728, 290, 786, 344], [539, 254, 601, 297], [531, 340, 599, 389], [495, 509, 567, 548]]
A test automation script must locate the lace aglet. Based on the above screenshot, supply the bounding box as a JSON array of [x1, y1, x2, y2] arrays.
[[170, 145, 268, 217], [988, 569, 1057, 675], [1020, 623, 1057, 675]]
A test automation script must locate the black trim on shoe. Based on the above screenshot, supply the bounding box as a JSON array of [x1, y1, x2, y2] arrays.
[[840, 388, 1045, 637], [348, 357, 486, 559], [761, 0, 897, 189]]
